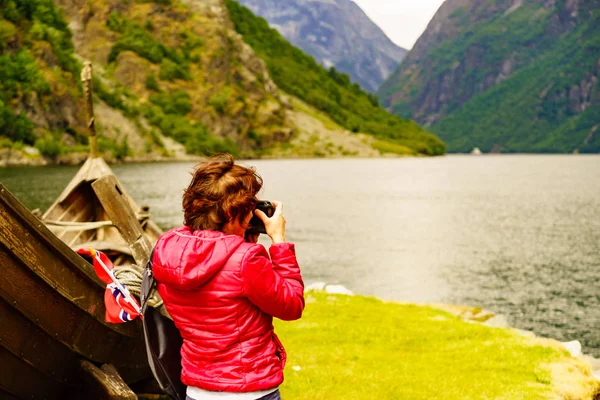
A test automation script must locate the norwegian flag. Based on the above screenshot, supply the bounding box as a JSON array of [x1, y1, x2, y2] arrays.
[[77, 248, 141, 324]]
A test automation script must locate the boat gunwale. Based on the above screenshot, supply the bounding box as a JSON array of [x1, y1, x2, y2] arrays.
[[0, 183, 140, 338]]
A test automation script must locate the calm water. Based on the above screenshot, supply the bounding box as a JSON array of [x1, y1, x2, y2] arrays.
[[1, 156, 599, 356]]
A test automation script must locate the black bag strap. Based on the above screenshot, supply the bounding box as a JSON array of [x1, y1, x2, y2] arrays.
[[140, 246, 187, 400], [140, 247, 156, 313]]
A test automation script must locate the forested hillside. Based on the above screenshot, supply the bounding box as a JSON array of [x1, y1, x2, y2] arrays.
[[1, 0, 296, 162], [226, 0, 446, 156], [0, 0, 444, 164], [379, 0, 600, 153], [0, 0, 87, 160]]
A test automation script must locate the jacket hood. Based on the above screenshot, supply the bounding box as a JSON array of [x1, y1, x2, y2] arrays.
[[152, 227, 245, 290]]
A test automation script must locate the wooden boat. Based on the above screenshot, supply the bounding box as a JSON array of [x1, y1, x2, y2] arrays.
[[0, 159, 164, 399], [0, 62, 168, 399], [42, 156, 162, 266]]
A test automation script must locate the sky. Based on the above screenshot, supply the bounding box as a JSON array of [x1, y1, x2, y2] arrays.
[[352, 0, 446, 50]]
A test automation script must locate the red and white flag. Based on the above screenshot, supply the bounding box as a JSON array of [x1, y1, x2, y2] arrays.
[[77, 248, 141, 323]]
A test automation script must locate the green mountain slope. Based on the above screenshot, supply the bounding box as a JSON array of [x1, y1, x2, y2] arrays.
[[225, 0, 446, 156], [0, 0, 275, 161], [0, 0, 444, 164], [1, 0, 297, 161], [0, 0, 87, 159], [378, 0, 600, 153]]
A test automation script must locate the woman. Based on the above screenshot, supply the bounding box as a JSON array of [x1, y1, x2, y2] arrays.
[[152, 154, 304, 400]]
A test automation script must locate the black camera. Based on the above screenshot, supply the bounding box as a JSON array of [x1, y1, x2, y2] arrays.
[[248, 200, 275, 234]]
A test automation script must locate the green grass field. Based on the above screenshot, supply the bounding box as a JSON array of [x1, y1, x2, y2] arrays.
[[275, 293, 599, 400]]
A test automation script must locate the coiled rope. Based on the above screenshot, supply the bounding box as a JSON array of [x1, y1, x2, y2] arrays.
[[114, 265, 164, 308]]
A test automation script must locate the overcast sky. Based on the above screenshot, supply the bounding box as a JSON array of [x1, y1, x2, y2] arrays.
[[352, 0, 446, 50]]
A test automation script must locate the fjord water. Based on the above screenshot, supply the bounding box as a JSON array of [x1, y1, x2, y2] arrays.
[[2, 155, 599, 356]]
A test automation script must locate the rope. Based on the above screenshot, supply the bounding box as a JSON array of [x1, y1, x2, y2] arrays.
[[114, 265, 164, 308]]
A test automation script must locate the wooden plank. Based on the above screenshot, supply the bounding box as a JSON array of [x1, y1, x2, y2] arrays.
[[0, 296, 78, 384], [0, 389, 22, 400], [0, 183, 153, 388], [44, 157, 113, 211], [0, 346, 64, 399], [79, 361, 137, 400], [46, 220, 113, 231], [81, 61, 99, 158], [0, 246, 148, 365], [49, 183, 98, 244], [56, 187, 94, 222], [91, 176, 152, 270], [90, 178, 171, 320], [0, 184, 101, 293]]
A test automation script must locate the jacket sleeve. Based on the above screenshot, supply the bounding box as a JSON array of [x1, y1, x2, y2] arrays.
[[241, 242, 304, 321]]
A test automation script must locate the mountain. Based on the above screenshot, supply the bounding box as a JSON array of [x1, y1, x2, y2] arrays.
[[235, 0, 407, 93], [225, 0, 445, 155], [1, 0, 294, 162], [378, 0, 600, 153], [0, 0, 443, 165]]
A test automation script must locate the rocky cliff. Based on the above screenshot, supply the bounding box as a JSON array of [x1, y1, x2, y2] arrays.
[[0, 0, 443, 165], [57, 0, 295, 157], [235, 0, 407, 93], [1, 0, 297, 162], [378, 0, 600, 153]]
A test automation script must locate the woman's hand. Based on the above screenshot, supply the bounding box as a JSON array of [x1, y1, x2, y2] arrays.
[[255, 201, 286, 244]]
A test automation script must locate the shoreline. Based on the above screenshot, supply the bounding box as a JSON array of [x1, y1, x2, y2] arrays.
[[2, 148, 598, 168], [279, 289, 600, 399], [0, 148, 206, 168], [306, 282, 600, 384]]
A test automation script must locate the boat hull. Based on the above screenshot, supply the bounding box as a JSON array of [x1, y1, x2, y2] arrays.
[[0, 184, 151, 399]]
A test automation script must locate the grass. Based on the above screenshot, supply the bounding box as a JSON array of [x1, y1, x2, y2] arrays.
[[371, 140, 415, 156], [275, 293, 599, 400]]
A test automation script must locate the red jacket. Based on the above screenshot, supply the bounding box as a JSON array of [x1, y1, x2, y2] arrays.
[[152, 227, 304, 392]]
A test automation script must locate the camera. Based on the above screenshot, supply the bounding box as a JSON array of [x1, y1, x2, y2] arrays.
[[248, 200, 275, 234]]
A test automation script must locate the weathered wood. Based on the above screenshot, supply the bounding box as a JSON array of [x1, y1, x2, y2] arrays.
[[46, 219, 114, 231], [81, 61, 99, 158], [0, 345, 62, 399], [0, 245, 148, 364], [79, 360, 137, 400], [91, 175, 153, 269], [0, 184, 100, 286], [46, 212, 152, 232], [43, 157, 113, 210], [42, 157, 163, 252], [0, 389, 21, 400], [0, 295, 78, 384], [53, 183, 98, 244], [0, 67, 165, 400], [0, 184, 153, 399], [90, 177, 172, 320]]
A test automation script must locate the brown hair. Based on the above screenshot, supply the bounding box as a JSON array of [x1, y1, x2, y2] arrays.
[[183, 154, 263, 232]]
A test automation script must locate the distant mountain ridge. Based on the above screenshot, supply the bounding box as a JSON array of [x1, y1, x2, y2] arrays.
[[226, 0, 446, 156], [0, 0, 444, 165], [236, 0, 407, 93], [378, 0, 600, 153]]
